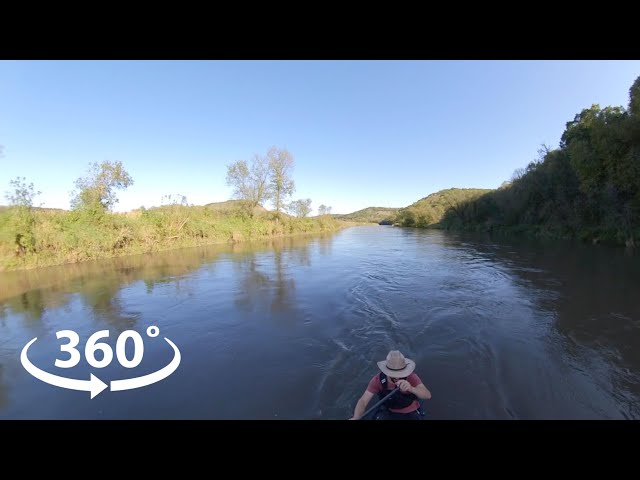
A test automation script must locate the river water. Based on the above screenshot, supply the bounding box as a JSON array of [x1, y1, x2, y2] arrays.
[[1, 226, 639, 419]]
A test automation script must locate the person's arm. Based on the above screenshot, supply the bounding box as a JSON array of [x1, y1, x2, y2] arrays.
[[411, 383, 431, 400], [397, 379, 431, 400], [350, 390, 375, 420]]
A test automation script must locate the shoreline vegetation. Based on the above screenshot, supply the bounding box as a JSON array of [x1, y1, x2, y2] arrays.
[[393, 76, 640, 249], [1, 145, 358, 272], [0, 202, 357, 272], [0, 232, 340, 303]]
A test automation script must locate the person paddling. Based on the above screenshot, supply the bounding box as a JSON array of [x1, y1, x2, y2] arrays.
[[350, 350, 431, 420]]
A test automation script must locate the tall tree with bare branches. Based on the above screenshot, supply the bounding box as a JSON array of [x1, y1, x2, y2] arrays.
[[267, 146, 295, 215], [225, 153, 271, 214]]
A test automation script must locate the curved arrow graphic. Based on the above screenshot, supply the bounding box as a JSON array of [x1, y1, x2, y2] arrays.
[[110, 337, 181, 392], [20, 337, 108, 399]]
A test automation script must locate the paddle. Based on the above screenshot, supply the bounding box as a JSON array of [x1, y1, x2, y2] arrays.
[[358, 387, 400, 420]]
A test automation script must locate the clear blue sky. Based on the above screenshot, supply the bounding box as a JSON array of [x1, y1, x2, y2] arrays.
[[1, 60, 639, 214]]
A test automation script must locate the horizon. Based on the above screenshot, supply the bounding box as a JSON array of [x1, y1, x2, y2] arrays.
[[1, 60, 639, 215]]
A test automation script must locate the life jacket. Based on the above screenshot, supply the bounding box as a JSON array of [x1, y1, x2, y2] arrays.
[[377, 372, 417, 410]]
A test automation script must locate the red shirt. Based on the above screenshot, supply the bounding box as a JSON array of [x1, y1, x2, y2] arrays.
[[366, 372, 422, 413]]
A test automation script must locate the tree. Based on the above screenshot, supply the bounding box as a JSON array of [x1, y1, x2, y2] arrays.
[[225, 154, 271, 214], [289, 198, 312, 218], [396, 209, 416, 227], [511, 167, 526, 182], [629, 75, 640, 116], [629, 76, 640, 163], [267, 146, 295, 214], [537, 143, 552, 161], [5, 177, 41, 208], [161, 194, 189, 206], [318, 204, 332, 215], [71, 160, 134, 212], [5, 177, 41, 255]]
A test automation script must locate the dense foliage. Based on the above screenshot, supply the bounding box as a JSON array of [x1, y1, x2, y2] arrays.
[[402, 75, 640, 247]]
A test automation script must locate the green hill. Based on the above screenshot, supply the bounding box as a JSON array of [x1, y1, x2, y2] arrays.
[[332, 207, 400, 224], [0, 205, 66, 213], [432, 76, 640, 246], [395, 188, 492, 227]]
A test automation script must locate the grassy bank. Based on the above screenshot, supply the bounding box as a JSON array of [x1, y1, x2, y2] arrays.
[[0, 204, 352, 271]]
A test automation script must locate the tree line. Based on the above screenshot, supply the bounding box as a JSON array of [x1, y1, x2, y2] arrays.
[[3, 144, 332, 219], [1, 145, 343, 270], [225, 146, 331, 218], [404, 75, 640, 247], [4, 159, 133, 215]]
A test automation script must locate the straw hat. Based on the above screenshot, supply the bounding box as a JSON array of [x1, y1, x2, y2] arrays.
[[377, 350, 416, 378]]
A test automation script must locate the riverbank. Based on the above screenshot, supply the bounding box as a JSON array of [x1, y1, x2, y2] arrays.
[[422, 223, 639, 248], [0, 205, 357, 271]]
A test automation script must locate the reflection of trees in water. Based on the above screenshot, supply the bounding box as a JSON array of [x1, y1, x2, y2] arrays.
[[271, 250, 297, 314], [0, 245, 225, 325], [234, 251, 298, 317], [451, 233, 640, 394], [233, 253, 272, 311], [234, 237, 316, 320], [500, 244, 639, 349], [316, 234, 333, 257], [287, 244, 311, 268], [3, 290, 46, 323], [0, 287, 70, 324], [536, 248, 640, 398], [79, 281, 138, 333], [1, 233, 336, 328], [0, 364, 8, 410], [144, 275, 195, 296], [137, 249, 213, 295], [0, 245, 224, 305]]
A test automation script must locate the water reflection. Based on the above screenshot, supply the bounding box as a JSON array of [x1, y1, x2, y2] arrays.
[[81, 283, 139, 333], [0, 365, 8, 410], [439, 231, 640, 417], [317, 234, 332, 257], [1, 290, 48, 323], [233, 237, 314, 321], [3, 226, 639, 419], [0, 232, 336, 419], [233, 253, 272, 312], [0, 236, 320, 324], [453, 235, 640, 358]]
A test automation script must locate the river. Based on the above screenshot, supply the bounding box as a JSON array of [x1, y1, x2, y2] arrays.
[[1, 226, 639, 419]]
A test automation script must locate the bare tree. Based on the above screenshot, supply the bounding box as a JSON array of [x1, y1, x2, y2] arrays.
[[226, 154, 271, 214], [318, 204, 332, 215], [267, 146, 295, 215], [511, 167, 526, 182], [536, 143, 552, 163], [5, 177, 41, 208], [161, 194, 189, 206], [289, 198, 312, 218]]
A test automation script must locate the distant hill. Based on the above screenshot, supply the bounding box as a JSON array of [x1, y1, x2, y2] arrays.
[[0, 205, 66, 213], [396, 188, 492, 227], [332, 207, 400, 224]]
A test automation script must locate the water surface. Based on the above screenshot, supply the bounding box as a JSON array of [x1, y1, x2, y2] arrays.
[[1, 226, 639, 419]]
